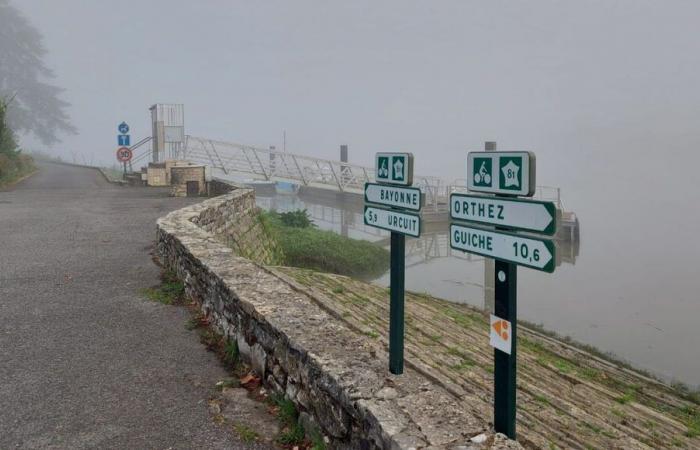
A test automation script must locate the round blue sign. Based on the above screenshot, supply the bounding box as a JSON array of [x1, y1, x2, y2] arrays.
[[118, 122, 129, 134]]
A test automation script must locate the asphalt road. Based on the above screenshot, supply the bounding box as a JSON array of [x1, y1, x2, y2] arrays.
[[0, 163, 268, 449]]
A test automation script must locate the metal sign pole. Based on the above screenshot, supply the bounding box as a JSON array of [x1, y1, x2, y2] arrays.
[[493, 259, 517, 438], [487, 140, 517, 438], [389, 231, 405, 374]]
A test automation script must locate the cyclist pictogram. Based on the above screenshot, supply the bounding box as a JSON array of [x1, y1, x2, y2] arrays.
[[473, 157, 492, 186]]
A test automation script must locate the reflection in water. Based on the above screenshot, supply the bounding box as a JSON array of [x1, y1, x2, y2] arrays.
[[255, 190, 698, 387]]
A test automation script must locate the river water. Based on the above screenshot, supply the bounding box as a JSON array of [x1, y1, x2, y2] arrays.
[[254, 178, 700, 388]]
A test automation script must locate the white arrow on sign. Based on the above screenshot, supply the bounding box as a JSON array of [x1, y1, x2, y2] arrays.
[[364, 206, 421, 237], [365, 183, 422, 211], [450, 223, 555, 272], [450, 193, 557, 235]]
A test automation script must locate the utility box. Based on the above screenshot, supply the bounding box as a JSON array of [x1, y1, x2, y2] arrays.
[[170, 165, 206, 197]]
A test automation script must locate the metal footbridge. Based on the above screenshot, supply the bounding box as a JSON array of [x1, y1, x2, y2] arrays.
[[129, 134, 578, 235]]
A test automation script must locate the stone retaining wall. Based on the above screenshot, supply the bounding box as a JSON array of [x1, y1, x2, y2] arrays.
[[191, 188, 279, 265], [156, 187, 518, 449]]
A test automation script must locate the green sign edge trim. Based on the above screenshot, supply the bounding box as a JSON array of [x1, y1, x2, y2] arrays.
[[448, 222, 556, 273]]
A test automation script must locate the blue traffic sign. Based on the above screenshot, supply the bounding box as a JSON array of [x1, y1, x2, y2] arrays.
[[118, 122, 129, 134], [118, 135, 131, 146]]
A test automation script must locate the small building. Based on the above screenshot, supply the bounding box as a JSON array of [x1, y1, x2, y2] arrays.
[[170, 164, 206, 197], [146, 162, 168, 186]]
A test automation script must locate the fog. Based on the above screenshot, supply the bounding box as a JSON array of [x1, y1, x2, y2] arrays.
[[15, 1, 700, 179], [12, 1, 700, 385]]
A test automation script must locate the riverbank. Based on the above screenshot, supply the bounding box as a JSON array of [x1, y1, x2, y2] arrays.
[[164, 187, 698, 448], [271, 266, 700, 449], [259, 210, 389, 278]]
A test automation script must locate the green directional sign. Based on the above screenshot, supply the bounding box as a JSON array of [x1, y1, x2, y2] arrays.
[[375, 152, 414, 186], [364, 205, 421, 237], [467, 151, 535, 196], [364, 183, 422, 212], [450, 223, 555, 272], [450, 193, 558, 235]]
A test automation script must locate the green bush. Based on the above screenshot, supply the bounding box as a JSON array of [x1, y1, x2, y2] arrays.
[[0, 100, 35, 185], [278, 209, 315, 228], [262, 210, 390, 278]]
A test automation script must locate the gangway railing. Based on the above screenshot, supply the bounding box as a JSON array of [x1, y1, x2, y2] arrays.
[[182, 135, 450, 211], [125, 134, 569, 218]]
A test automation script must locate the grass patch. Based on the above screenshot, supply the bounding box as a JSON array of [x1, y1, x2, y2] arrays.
[[223, 340, 239, 367], [261, 210, 389, 278], [365, 330, 379, 339], [615, 388, 637, 405], [451, 358, 475, 371], [332, 286, 345, 294], [611, 408, 626, 418], [233, 423, 259, 443], [442, 307, 476, 329], [534, 394, 550, 406], [278, 423, 305, 445], [140, 271, 185, 305], [310, 431, 327, 450], [678, 405, 700, 438], [428, 334, 443, 343], [269, 394, 306, 445]]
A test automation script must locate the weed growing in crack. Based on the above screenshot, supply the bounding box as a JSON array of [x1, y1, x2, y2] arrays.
[[233, 423, 259, 443]]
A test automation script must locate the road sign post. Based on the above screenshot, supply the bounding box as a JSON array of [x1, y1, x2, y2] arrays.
[[494, 259, 517, 438], [364, 152, 419, 375], [389, 232, 405, 374], [449, 142, 558, 439], [117, 122, 131, 179]]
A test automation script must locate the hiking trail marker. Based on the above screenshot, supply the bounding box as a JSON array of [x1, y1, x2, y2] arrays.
[[450, 144, 558, 439], [364, 152, 420, 375], [490, 315, 512, 355]]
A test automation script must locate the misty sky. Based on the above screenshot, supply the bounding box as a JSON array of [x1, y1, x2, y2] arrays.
[[14, 0, 700, 188]]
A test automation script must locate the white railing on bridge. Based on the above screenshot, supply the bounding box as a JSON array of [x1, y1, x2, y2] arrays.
[[131, 135, 566, 215], [182, 135, 450, 212]]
